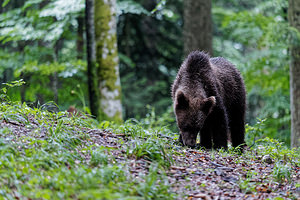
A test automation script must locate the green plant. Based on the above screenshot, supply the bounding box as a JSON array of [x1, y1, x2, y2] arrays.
[[238, 179, 256, 194], [238, 170, 258, 193], [109, 118, 175, 168], [255, 137, 299, 165], [90, 147, 109, 166], [126, 137, 173, 168], [272, 162, 292, 183], [137, 164, 174, 200], [70, 84, 90, 114], [245, 118, 266, 147], [142, 105, 177, 134], [0, 79, 25, 102], [115, 119, 149, 138]]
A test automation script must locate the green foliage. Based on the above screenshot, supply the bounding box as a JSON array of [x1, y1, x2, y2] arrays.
[[117, 0, 150, 16], [238, 172, 257, 193], [0, 99, 174, 199], [112, 118, 175, 168], [0, 0, 84, 43], [136, 164, 174, 200], [0, 0, 88, 110], [272, 162, 292, 183], [90, 147, 110, 166], [11, 60, 87, 109], [2, 0, 11, 7], [151, 0, 166, 14], [254, 137, 299, 164], [126, 138, 172, 167], [140, 105, 177, 132], [245, 119, 299, 184], [14, 60, 86, 77], [0, 79, 24, 104], [245, 118, 266, 146], [2, 78, 25, 88], [118, 0, 182, 119]]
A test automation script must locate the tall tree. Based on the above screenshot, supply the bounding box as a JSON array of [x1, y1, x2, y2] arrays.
[[289, 0, 300, 148], [85, 0, 100, 118], [183, 0, 212, 56], [86, 0, 123, 122], [95, 0, 123, 123]]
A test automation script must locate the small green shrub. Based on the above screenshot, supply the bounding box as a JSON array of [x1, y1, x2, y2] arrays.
[[126, 138, 173, 168], [272, 162, 292, 183], [90, 147, 109, 166], [137, 164, 175, 200], [255, 137, 299, 165], [245, 118, 266, 146]]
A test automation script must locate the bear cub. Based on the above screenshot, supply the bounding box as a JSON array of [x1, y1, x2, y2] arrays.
[[172, 51, 246, 149]]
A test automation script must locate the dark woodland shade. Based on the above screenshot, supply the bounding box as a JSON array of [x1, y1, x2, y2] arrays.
[[172, 51, 246, 149]]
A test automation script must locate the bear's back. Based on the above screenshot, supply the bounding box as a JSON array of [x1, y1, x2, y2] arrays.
[[210, 57, 246, 109]]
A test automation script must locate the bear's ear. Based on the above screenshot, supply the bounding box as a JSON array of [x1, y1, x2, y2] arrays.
[[175, 91, 189, 110], [201, 96, 216, 114]]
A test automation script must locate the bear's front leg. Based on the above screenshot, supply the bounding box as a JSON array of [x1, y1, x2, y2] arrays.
[[212, 125, 228, 149], [200, 124, 212, 149]]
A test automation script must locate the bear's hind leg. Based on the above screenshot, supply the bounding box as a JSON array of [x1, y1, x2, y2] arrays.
[[210, 108, 229, 149], [229, 108, 245, 148]]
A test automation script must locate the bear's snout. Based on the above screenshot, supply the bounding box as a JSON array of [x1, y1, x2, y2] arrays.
[[181, 132, 197, 148]]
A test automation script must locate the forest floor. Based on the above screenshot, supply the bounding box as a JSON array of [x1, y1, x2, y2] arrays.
[[0, 103, 299, 199]]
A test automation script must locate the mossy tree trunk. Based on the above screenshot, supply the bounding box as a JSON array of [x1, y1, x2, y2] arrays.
[[94, 0, 123, 123], [289, 0, 300, 148], [183, 0, 212, 56], [86, 0, 100, 118]]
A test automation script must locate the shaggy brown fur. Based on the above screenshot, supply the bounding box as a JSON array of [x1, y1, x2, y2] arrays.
[[172, 51, 246, 149]]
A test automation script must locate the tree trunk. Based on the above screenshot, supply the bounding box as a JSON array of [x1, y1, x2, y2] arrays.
[[85, 0, 100, 118], [77, 16, 84, 60], [289, 0, 300, 148], [53, 39, 63, 104], [94, 0, 123, 123], [183, 0, 212, 56]]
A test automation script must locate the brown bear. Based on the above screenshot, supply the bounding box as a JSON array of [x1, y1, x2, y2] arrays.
[[172, 51, 246, 149]]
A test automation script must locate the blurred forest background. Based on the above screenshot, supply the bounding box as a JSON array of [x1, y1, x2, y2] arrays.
[[0, 0, 293, 145]]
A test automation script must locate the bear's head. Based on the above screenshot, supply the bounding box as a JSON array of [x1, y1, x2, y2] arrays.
[[174, 90, 216, 147]]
